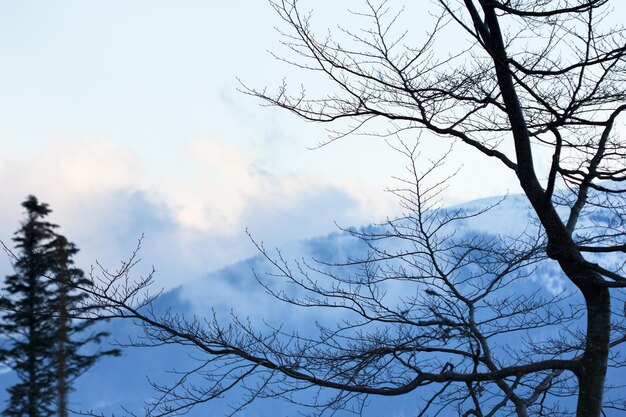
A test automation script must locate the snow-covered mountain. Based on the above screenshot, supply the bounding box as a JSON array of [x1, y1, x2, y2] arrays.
[[0, 194, 623, 416]]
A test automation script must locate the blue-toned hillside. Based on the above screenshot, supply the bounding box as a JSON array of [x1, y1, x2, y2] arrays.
[[0, 193, 623, 417]]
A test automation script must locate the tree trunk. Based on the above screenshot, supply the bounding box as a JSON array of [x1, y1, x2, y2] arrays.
[[474, 4, 613, 413], [576, 285, 610, 417], [56, 240, 69, 417], [28, 270, 38, 417]]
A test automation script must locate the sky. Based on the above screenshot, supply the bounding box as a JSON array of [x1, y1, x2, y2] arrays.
[[0, 0, 529, 290], [1, 2, 625, 416]]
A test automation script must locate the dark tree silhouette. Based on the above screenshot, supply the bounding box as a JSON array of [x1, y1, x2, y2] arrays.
[[48, 235, 121, 417], [86, 1, 626, 416], [0, 196, 119, 417], [0, 197, 58, 417]]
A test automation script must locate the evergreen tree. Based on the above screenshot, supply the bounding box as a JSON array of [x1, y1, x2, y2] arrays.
[[1, 196, 120, 417], [48, 235, 120, 417], [0, 196, 57, 417]]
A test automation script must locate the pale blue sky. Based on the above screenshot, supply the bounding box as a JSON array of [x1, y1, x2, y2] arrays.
[[0, 0, 554, 288]]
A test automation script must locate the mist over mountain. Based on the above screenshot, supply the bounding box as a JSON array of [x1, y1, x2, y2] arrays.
[[0, 193, 622, 416]]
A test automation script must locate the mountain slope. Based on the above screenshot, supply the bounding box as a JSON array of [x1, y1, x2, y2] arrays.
[[0, 194, 623, 416]]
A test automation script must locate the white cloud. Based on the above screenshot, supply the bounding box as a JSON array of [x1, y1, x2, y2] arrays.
[[160, 139, 397, 236], [0, 138, 395, 291]]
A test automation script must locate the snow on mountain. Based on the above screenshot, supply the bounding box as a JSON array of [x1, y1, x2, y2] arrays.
[[0, 193, 622, 416]]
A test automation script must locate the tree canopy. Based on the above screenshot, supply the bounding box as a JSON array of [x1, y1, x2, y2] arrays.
[[0, 196, 119, 417], [87, 1, 626, 416]]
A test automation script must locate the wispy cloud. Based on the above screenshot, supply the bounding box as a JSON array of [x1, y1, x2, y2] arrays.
[[0, 139, 395, 290]]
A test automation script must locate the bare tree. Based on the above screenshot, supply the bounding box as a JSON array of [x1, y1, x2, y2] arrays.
[[85, 1, 626, 416]]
